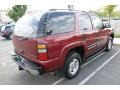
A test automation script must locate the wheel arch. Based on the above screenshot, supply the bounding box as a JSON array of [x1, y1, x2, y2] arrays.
[[110, 33, 114, 39], [62, 45, 85, 63]]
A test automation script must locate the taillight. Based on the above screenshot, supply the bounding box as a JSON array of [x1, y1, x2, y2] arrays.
[[37, 44, 48, 61]]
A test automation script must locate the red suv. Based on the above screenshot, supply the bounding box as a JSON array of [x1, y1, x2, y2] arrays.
[[11, 10, 114, 79]]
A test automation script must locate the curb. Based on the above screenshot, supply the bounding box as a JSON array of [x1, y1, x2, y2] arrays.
[[113, 43, 120, 47]]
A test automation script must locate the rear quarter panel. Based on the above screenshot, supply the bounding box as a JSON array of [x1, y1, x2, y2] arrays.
[[44, 13, 87, 68]]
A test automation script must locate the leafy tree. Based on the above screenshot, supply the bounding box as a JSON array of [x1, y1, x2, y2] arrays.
[[104, 5, 117, 23], [95, 11, 107, 18], [7, 5, 27, 22], [111, 11, 120, 18]]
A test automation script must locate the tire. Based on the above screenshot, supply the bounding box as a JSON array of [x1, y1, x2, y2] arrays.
[[106, 37, 113, 51], [5, 36, 10, 40], [9, 34, 12, 40], [62, 51, 81, 79], [18, 66, 24, 71]]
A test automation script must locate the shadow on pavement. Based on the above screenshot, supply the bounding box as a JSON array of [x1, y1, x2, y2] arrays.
[[0, 37, 11, 42]]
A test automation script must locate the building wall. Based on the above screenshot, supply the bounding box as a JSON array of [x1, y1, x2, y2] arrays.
[[0, 10, 12, 23], [0, 9, 41, 23]]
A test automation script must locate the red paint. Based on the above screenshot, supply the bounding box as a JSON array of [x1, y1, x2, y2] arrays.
[[12, 11, 114, 73]]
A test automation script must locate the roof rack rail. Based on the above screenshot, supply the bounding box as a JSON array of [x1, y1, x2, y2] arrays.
[[49, 9, 88, 12], [49, 9, 73, 11]]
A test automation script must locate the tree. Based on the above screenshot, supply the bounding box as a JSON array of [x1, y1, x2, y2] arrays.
[[104, 5, 117, 23], [7, 5, 27, 22], [111, 11, 120, 18], [95, 11, 107, 18]]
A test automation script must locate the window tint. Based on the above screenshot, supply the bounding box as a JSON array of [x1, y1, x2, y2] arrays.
[[5, 26, 10, 31], [46, 12, 75, 35], [90, 15, 103, 29], [37, 13, 48, 37], [0, 26, 2, 30], [78, 14, 92, 31], [10, 25, 15, 30]]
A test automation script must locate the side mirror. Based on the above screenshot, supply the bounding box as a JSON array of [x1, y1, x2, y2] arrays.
[[96, 24, 104, 30], [104, 23, 111, 28]]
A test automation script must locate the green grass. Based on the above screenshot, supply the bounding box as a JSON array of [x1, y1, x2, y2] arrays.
[[115, 34, 120, 38]]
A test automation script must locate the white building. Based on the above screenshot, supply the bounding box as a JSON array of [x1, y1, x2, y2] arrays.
[[0, 10, 12, 23], [0, 7, 41, 23]]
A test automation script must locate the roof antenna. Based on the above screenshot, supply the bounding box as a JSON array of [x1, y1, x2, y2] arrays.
[[68, 5, 75, 10]]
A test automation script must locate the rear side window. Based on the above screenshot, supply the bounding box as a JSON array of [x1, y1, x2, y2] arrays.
[[5, 26, 10, 31], [46, 12, 75, 35], [78, 14, 92, 31]]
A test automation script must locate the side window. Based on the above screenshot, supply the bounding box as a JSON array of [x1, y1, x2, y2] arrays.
[[78, 14, 92, 31], [5, 26, 10, 31], [46, 12, 75, 35], [10, 25, 15, 31], [90, 15, 103, 29]]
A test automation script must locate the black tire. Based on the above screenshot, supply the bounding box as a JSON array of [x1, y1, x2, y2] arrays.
[[18, 66, 24, 71], [62, 51, 81, 79], [9, 34, 12, 40], [106, 37, 113, 51], [5, 36, 10, 40]]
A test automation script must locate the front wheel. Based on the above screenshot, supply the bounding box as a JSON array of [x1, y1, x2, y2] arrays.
[[62, 52, 81, 79], [106, 37, 113, 51]]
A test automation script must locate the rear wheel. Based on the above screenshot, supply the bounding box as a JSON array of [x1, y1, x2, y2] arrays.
[[62, 51, 81, 79], [5, 36, 10, 40], [9, 34, 13, 40], [106, 37, 113, 51], [18, 66, 24, 71]]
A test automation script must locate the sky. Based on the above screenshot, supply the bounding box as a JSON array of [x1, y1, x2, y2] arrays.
[[0, 0, 120, 11]]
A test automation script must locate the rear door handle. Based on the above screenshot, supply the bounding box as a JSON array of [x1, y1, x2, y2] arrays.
[[96, 31, 100, 36], [83, 28, 88, 30], [83, 35, 87, 38], [18, 37, 29, 41]]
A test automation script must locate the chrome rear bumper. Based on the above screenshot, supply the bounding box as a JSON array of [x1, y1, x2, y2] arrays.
[[10, 51, 44, 75]]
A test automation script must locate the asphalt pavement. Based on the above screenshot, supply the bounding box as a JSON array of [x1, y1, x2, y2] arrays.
[[0, 36, 120, 85]]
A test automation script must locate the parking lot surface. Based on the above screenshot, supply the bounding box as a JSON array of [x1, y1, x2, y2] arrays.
[[110, 20, 120, 34], [0, 36, 120, 85]]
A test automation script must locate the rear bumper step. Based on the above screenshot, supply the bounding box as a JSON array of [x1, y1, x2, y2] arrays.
[[10, 51, 44, 75]]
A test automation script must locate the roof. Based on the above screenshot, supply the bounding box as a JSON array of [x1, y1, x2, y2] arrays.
[[48, 9, 96, 15], [49, 9, 87, 13]]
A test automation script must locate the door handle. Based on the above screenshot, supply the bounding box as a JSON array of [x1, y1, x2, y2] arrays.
[[83, 28, 88, 30], [96, 33, 100, 36], [83, 35, 87, 38], [18, 37, 29, 41]]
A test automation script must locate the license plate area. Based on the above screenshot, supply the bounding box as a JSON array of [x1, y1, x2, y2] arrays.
[[15, 56, 25, 67], [15, 55, 40, 75]]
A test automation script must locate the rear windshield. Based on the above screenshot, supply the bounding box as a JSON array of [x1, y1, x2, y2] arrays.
[[1, 25, 15, 32], [1, 25, 6, 32], [14, 12, 45, 38], [0, 25, 3, 30]]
